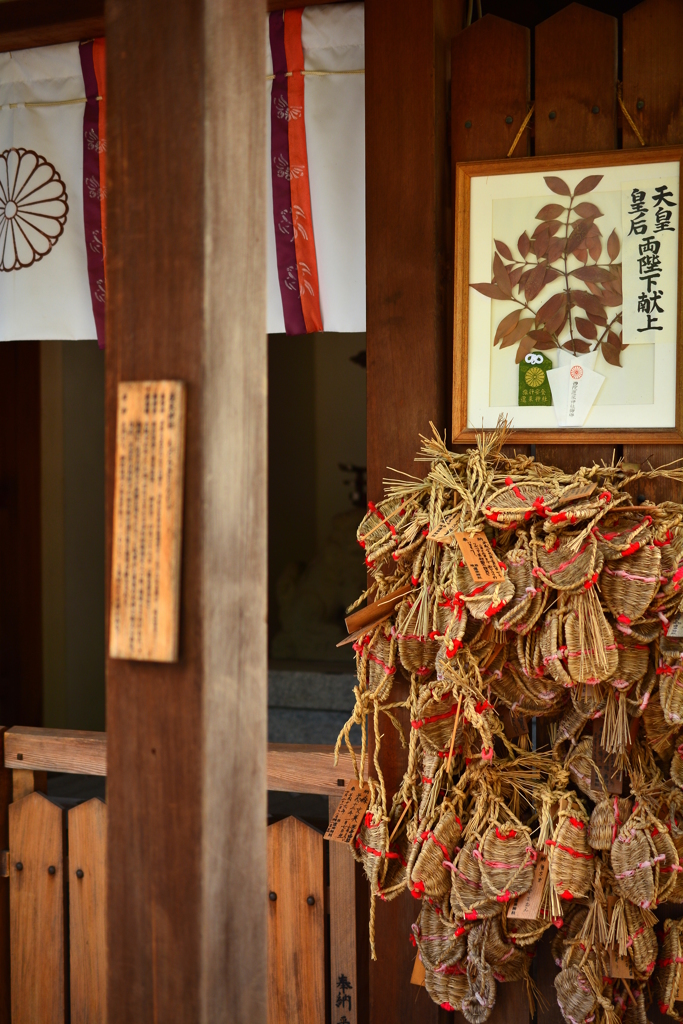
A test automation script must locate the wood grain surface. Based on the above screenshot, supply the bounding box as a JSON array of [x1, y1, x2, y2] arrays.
[[329, 795, 359, 1024], [622, 0, 683, 150], [451, 15, 530, 165], [267, 817, 325, 1024], [268, 743, 366, 795], [105, 0, 266, 1021], [69, 798, 107, 1024], [12, 770, 46, 804], [535, 3, 617, 156], [0, 0, 103, 52], [9, 792, 67, 1024], [0, 731, 12, 1024], [366, 1, 462, 1021], [622, 0, 683, 498], [5, 726, 107, 776]]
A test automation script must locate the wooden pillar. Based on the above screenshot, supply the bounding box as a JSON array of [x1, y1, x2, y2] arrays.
[[105, 0, 267, 1022], [365, 1, 462, 1022]]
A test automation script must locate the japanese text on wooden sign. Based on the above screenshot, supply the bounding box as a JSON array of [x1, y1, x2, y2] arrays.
[[454, 531, 505, 584], [109, 381, 186, 662], [325, 780, 370, 844]]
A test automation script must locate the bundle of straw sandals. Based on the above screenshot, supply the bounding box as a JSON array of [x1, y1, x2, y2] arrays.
[[336, 422, 683, 1024]]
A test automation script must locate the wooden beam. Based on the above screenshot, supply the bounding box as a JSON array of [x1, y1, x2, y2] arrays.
[[5, 727, 107, 777], [106, 0, 267, 1021], [268, 743, 365, 795], [0, 0, 103, 52]]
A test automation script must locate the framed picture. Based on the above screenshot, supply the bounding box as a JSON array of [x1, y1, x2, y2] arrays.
[[453, 146, 683, 442]]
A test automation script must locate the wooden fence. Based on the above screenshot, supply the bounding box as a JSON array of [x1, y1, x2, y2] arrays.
[[0, 726, 366, 1024]]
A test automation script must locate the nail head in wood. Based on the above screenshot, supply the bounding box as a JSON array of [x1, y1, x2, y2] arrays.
[[464, 119, 472, 128], [505, 115, 513, 124], [306, 895, 315, 906], [592, 105, 600, 114], [548, 110, 556, 119], [336, 779, 344, 787], [76, 869, 84, 879], [268, 891, 277, 901], [48, 865, 55, 875], [15, 862, 22, 871], [636, 99, 644, 110]]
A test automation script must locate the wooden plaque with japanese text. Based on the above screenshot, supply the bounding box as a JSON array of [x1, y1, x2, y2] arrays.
[[109, 381, 186, 662]]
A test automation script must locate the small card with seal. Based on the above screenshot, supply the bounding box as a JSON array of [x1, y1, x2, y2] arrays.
[[324, 780, 370, 844], [507, 854, 548, 920], [453, 531, 505, 584]]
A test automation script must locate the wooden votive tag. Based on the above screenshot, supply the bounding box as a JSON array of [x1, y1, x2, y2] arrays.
[[609, 946, 634, 980], [591, 720, 623, 795], [324, 780, 370, 845], [677, 964, 683, 1001], [453, 532, 505, 584], [410, 955, 426, 987], [507, 854, 548, 920], [109, 381, 186, 662]]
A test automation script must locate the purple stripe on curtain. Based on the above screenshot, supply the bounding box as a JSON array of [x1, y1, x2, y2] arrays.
[[79, 41, 106, 348], [269, 11, 306, 335]]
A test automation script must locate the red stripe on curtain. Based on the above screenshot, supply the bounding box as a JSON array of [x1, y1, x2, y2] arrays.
[[283, 8, 323, 333]]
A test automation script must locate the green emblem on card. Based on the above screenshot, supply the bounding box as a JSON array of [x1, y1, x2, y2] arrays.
[[518, 352, 552, 407]]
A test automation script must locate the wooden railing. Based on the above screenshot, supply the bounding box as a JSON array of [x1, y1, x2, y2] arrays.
[[0, 726, 366, 1024]]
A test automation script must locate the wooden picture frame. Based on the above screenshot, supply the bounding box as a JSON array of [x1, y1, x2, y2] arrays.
[[453, 145, 683, 443]]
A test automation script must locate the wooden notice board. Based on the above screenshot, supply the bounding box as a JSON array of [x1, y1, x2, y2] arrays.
[[109, 380, 186, 662]]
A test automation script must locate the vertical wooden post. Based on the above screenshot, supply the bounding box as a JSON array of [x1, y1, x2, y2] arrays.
[[622, 0, 683, 496], [105, 0, 267, 1021], [329, 795, 361, 1024], [0, 729, 12, 1024], [365, 1, 462, 1022], [69, 798, 107, 1024]]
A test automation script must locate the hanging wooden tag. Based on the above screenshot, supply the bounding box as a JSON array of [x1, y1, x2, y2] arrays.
[[324, 780, 370, 844], [109, 381, 187, 662], [410, 955, 426, 987], [453, 532, 505, 584], [507, 854, 548, 920], [609, 947, 634, 980]]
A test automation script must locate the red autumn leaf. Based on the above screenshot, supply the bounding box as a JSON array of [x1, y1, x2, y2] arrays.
[[607, 230, 620, 261], [544, 176, 571, 196], [566, 221, 592, 255], [587, 236, 602, 262], [574, 174, 603, 195], [587, 312, 607, 327], [525, 264, 547, 302], [575, 317, 598, 340], [534, 229, 551, 259], [500, 317, 535, 348], [494, 308, 522, 344], [573, 202, 603, 219], [586, 281, 602, 297], [518, 232, 530, 259], [515, 335, 537, 363], [536, 292, 565, 324], [545, 307, 567, 335], [601, 340, 622, 367], [518, 269, 531, 291], [615, 312, 623, 324], [471, 282, 507, 300], [509, 266, 524, 288], [527, 329, 554, 346], [570, 266, 613, 283], [570, 290, 605, 318], [492, 252, 513, 298], [547, 238, 565, 264], [530, 337, 556, 350], [574, 246, 588, 265], [609, 273, 622, 297], [563, 339, 591, 354], [600, 289, 622, 307], [536, 203, 566, 221], [607, 330, 623, 350], [495, 239, 514, 261], [544, 268, 562, 284]]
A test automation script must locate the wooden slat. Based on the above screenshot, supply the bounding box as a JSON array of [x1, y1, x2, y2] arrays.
[[69, 799, 107, 1024], [622, 0, 683, 496], [0, 0, 103, 52], [5, 727, 107, 776], [9, 792, 67, 1024], [622, 0, 683, 149], [0, 731, 12, 1024], [268, 743, 365, 795], [105, 0, 266, 1017], [329, 795, 359, 1024], [12, 770, 47, 803], [535, 3, 617, 156], [267, 817, 325, 1024], [451, 15, 530, 165]]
